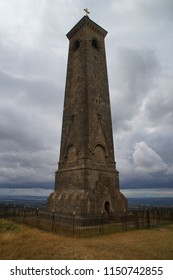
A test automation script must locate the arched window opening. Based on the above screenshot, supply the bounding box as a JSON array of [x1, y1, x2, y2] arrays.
[[93, 144, 106, 162], [66, 145, 77, 163], [92, 38, 99, 49], [73, 40, 80, 52]]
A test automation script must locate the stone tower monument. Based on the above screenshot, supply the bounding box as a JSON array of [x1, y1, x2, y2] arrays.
[[48, 14, 127, 216]]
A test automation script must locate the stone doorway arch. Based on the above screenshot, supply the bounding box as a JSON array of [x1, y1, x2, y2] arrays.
[[104, 201, 110, 213]]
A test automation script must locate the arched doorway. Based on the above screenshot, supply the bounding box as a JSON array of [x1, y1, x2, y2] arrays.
[[104, 201, 110, 214]]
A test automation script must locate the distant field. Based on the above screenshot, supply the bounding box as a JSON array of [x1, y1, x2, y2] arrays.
[[0, 219, 173, 260]]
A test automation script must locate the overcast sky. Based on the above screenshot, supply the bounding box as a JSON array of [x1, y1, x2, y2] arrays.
[[0, 0, 173, 197]]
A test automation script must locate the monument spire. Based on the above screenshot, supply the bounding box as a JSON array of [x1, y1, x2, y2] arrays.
[[48, 15, 127, 216]]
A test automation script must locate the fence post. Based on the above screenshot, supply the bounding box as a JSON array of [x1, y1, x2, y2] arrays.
[[123, 209, 127, 230], [4, 204, 7, 219], [73, 211, 76, 237], [100, 211, 104, 235], [23, 206, 27, 224], [160, 207, 163, 221], [13, 205, 16, 221], [171, 207, 173, 221], [146, 208, 150, 229], [52, 210, 55, 232], [157, 207, 161, 225], [36, 207, 39, 228], [135, 210, 139, 228], [141, 209, 144, 228]]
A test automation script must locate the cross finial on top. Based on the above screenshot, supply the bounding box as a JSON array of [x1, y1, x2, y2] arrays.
[[84, 8, 90, 17]]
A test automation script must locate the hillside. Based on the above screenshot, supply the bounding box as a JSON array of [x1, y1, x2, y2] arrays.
[[0, 219, 173, 260]]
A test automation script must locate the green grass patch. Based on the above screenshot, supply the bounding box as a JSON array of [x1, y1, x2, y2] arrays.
[[0, 219, 20, 233]]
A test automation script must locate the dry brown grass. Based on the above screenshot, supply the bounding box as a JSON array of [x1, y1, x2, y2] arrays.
[[0, 219, 173, 260]]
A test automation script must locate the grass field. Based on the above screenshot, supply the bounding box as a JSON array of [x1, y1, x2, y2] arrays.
[[0, 219, 173, 260]]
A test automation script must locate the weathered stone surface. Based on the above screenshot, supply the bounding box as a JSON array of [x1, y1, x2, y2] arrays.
[[48, 16, 127, 215]]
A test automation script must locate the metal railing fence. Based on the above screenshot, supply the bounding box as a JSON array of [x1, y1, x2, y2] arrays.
[[0, 203, 173, 237]]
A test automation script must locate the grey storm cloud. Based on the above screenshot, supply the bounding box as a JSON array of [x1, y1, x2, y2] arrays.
[[0, 0, 172, 193], [110, 47, 161, 131]]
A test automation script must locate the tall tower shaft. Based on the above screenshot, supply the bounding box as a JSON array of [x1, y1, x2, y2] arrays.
[[48, 16, 127, 215]]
